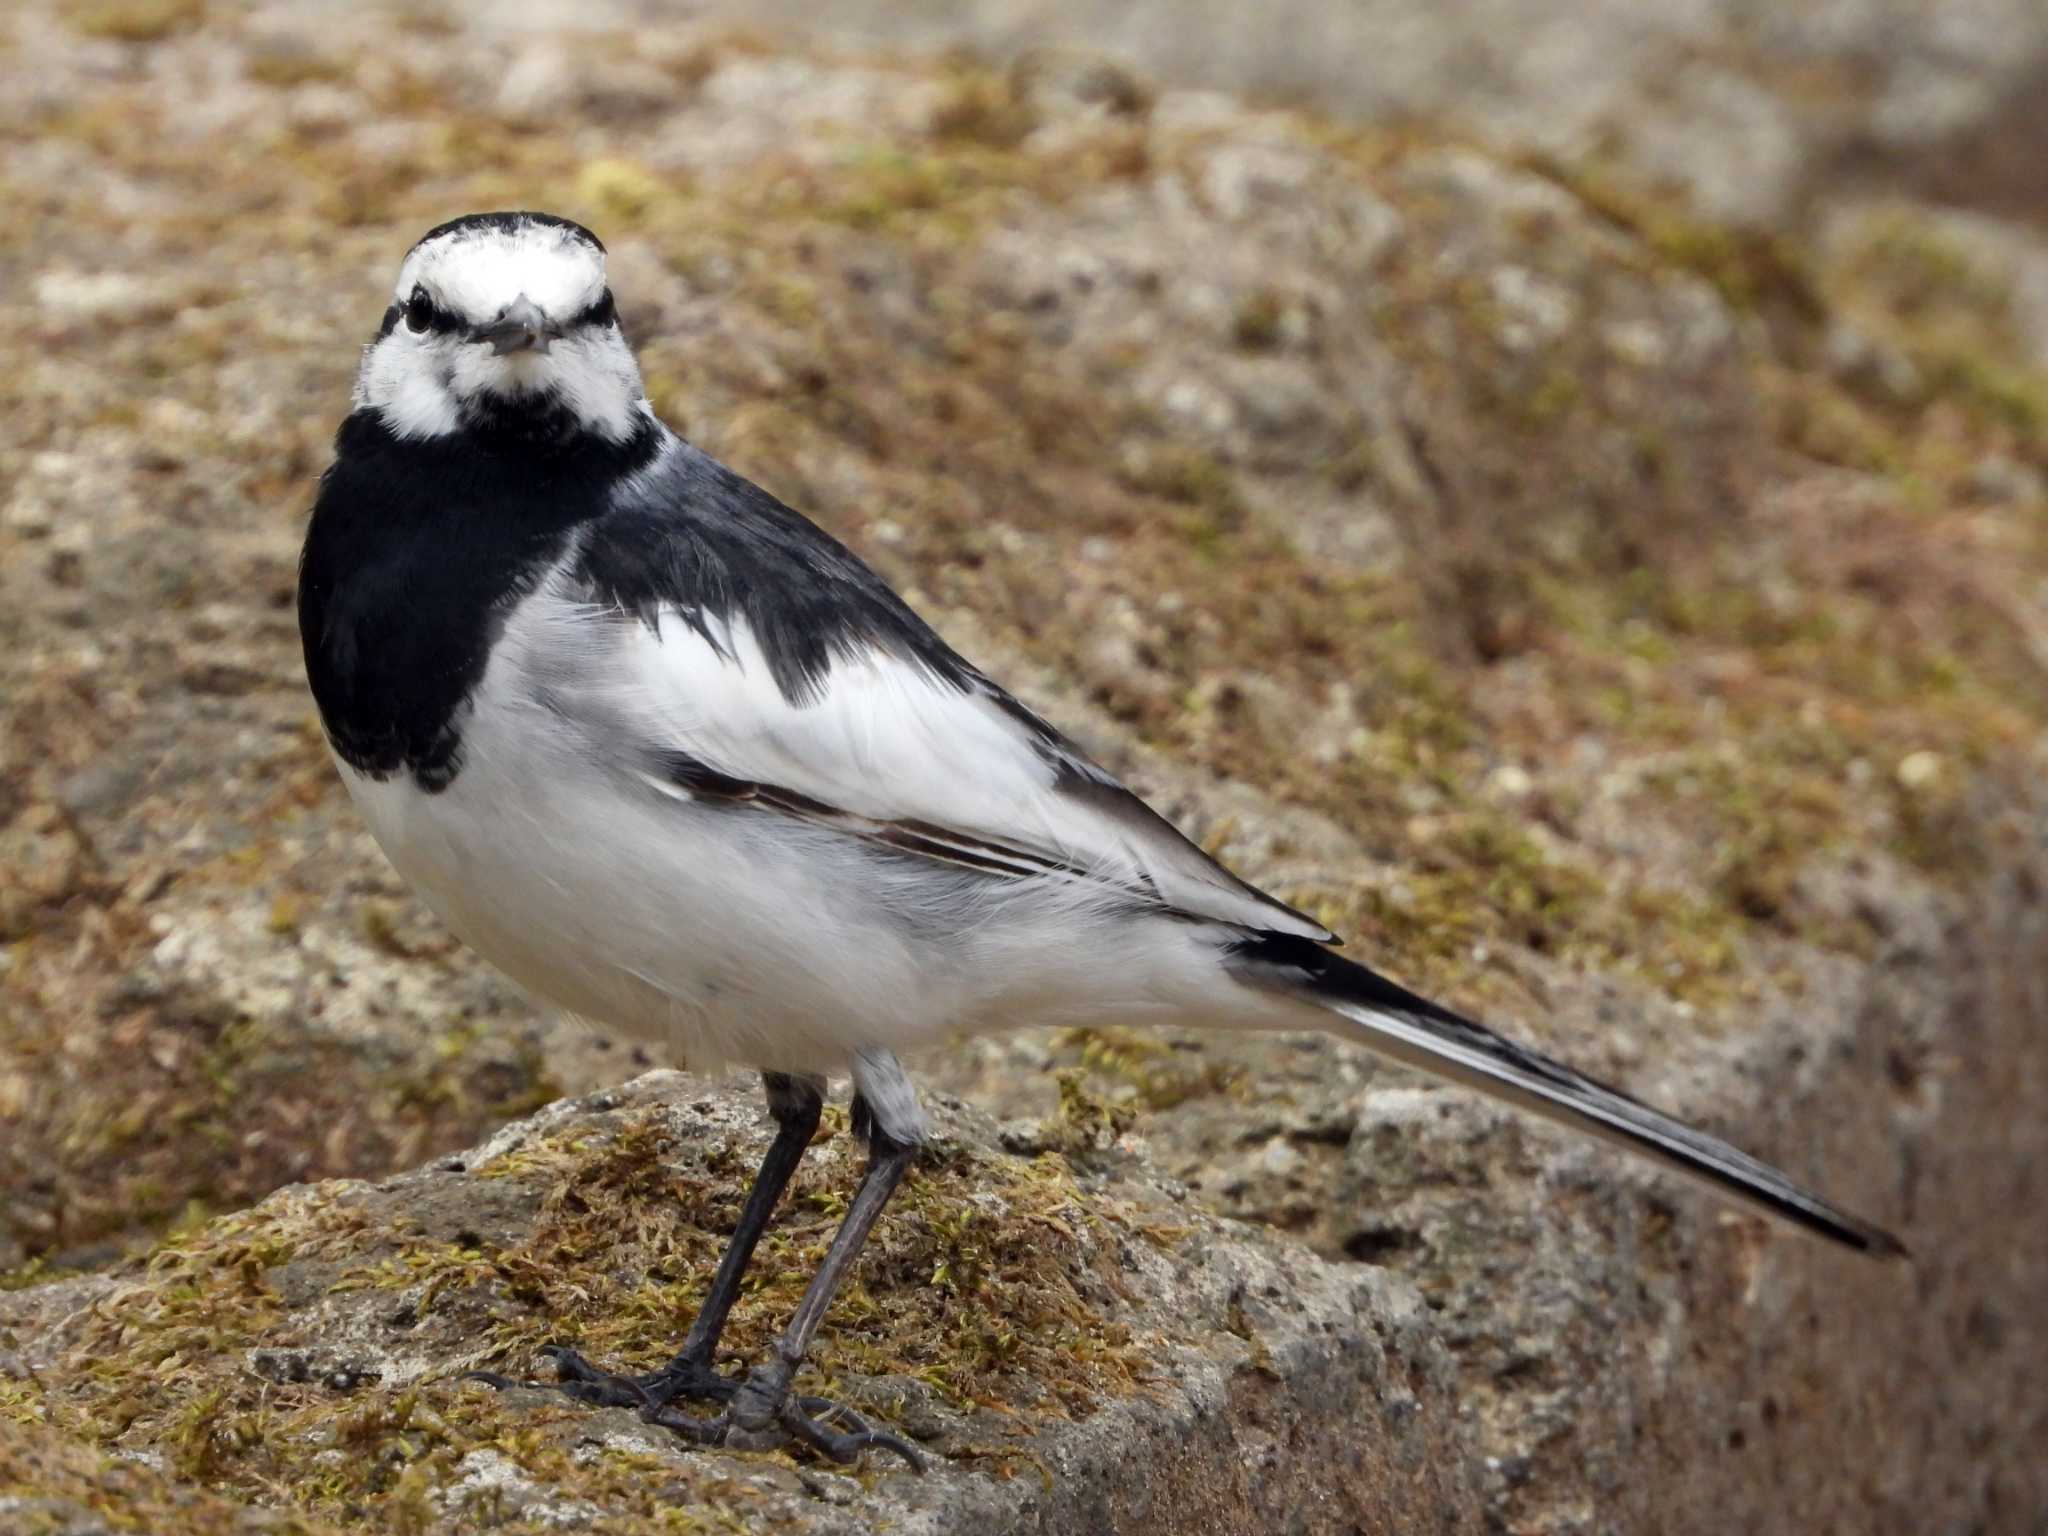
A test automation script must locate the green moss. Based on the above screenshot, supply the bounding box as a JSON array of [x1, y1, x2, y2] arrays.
[[1831, 205, 2017, 339], [0, 1256, 78, 1293], [0, 1416, 340, 1534], [1118, 447, 1251, 558], [1313, 801, 1751, 1011], [1810, 203, 2048, 470], [1928, 348, 2048, 442], [1766, 366, 1906, 473], [1231, 289, 1287, 351], [1640, 751, 1847, 926], [6, 1102, 1166, 1530], [1520, 152, 1825, 323], [241, 48, 352, 89], [62, 0, 204, 43], [1050, 1028, 1247, 1113], [574, 158, 672, 228], [923, 65, 1038, 150], [1888, 760, 1984, 874], [1517, 366, 1583, 427]]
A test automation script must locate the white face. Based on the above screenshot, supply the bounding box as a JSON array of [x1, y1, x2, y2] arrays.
[[354, 213, 645, 444]]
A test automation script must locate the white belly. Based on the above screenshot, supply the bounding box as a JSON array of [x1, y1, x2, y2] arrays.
[[335, 621, 1259, 1075], [342, 742, 931, 1074]]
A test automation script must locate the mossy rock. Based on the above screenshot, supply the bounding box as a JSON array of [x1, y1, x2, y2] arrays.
[[0, 1072, 1480, 1534]]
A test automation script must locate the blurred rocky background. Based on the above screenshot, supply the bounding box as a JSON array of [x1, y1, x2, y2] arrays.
[[1, 0, 2045, 1531]]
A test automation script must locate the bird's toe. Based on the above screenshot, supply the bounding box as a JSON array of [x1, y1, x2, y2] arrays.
[[780, 1394, 925, 1472]]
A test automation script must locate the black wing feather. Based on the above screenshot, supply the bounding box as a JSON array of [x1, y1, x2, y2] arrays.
[[581, 437, 1332, 939]]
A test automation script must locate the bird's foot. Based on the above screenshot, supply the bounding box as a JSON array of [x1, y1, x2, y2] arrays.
[[547, 1344, 740, 1412], [730, 1359, 925, 1470], [467, 1347, 924, 1471], [464, 1343, 736, 1442]]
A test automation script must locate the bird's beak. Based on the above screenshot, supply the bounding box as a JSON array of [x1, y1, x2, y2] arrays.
[[476, 295, 562, 356]]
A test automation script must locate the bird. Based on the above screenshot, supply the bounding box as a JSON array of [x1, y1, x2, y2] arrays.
[[298, 211, 1905, 1471]]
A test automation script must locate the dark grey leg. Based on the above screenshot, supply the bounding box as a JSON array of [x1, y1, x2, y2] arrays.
[[727, 1103, 922, 1467], [647, 1071, 824, 1392], [473, 1072, 823, 1425]]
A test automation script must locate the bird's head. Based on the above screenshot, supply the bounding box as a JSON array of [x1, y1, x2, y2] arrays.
[[354, 212, 643, 445]]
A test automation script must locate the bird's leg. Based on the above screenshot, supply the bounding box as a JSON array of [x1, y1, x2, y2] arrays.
[[726, 1094, 923, 1469], [634, 1071, 825, 1406], [474, 1057, 927, 1469], [472, 1071, 823, 1424]]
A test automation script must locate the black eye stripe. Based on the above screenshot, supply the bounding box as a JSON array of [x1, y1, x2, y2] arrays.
[[402, 284, 461, 335], [572, 288, 616, 329], [387, 284, 615, 338]]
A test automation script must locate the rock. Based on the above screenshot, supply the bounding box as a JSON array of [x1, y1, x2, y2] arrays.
[[0, 806, 83, 938], [31, 270, 162, 323], [1967, 453, 2046, 506], [0, 1074, 1484, 1534], [724, 0, 2048, 228]]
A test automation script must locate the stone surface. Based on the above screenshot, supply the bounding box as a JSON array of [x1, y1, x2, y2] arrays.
[[2, 1074, 1485, 1535], [2, 1, 2046, 1532], [695, 0, 2048, 227]]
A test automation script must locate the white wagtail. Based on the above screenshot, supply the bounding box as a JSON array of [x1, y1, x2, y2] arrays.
[[298, 212, 1904, 1469]]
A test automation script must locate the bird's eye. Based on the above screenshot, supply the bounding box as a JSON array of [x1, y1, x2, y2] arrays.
[[404, 286, 436, 333]]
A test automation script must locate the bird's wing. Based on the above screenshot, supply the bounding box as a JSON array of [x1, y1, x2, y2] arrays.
[[539, 437, 1332, 941]]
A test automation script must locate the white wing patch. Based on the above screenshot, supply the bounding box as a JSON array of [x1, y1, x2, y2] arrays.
[[514, 592, 1332, 940]]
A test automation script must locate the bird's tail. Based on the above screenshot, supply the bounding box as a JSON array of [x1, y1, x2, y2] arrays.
[[1224, 931, 1906, 1258]]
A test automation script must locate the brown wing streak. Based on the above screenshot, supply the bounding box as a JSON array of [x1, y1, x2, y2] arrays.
[[653, 750, 1168, 899]]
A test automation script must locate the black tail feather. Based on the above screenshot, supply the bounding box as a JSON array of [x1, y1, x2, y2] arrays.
[[1226, 933, 1906, 1259]]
